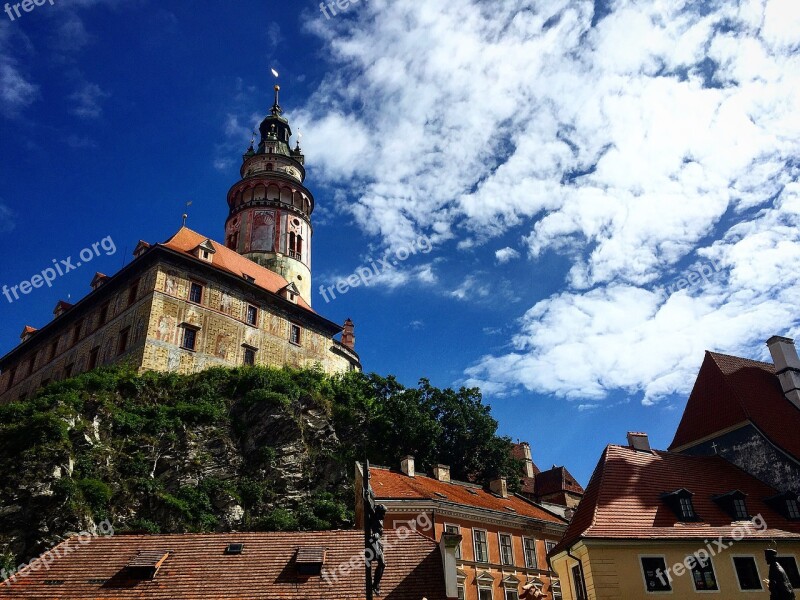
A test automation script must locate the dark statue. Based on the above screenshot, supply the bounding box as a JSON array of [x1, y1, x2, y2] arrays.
[[765, 549, 796, 600], [363, 461, 387, 597]]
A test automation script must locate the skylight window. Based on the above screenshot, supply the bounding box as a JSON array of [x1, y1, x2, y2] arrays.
[[225, 543, 244, 555]]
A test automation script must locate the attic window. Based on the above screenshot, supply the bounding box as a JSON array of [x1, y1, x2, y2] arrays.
[[225, 543, 244, 555], [713, 490, 750, 520], [124, 550, 170, 580], [434, 492, 448, 499], [243, 274, 256, 283], [467, 489, 479, 496], [766, 492, 800, 520], [661, 489, 700, 522], [296, 546, 325, 576], [504, 506, 516, 512]]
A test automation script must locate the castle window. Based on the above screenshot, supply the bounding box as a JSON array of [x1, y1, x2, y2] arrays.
[[64, 363, 74, 379], [48, 340, 58, 361], [72, 320, 83, 346], [118, 326, 131, 355], [289, 323, 302, 346], [243, 348, 256, 366], [189, 282, 204, 304], [7, 367, 16, 390], [88, 346, 100, 370], [27, 351, 37, 377], [128, 280, 139, 306], [98, 303, 109, 327], [181, 326, 198, 351], [246, 305, 259, 326], [266, 163, 273, 171]]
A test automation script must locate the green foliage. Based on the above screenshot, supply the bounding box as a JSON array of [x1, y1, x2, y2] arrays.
[[0, 363, 519, 564]]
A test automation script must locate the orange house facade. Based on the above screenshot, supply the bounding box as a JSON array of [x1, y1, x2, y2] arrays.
[[356, 458, 568, 600]]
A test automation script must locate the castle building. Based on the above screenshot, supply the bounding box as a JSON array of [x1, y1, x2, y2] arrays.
[[0, 86, 360, 404]]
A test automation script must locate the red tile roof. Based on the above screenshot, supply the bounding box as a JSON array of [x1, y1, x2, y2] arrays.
[[552, 445, 800, 555], [669, 351, 800, 460], [160, 227, 315, 314], [534, 466, 584, 497], [369, 467, 565, 525], [0, 530, 446, 599]]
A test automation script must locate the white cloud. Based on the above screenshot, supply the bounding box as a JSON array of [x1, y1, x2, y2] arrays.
[[69, 82, 110, 118], [301, 0, 800, 405], [495, 247, 520, 264]]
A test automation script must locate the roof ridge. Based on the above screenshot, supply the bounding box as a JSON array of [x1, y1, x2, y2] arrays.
[[707, 351, 754, 421]]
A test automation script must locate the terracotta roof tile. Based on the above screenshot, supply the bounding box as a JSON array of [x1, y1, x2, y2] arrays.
[[0, 530, 446, 599], [669, 351, 800, 459], [534, 466, 584, 497], [370, 467, 564, 525], [552, 445, 800, 555], [160, 227, 316, 314]]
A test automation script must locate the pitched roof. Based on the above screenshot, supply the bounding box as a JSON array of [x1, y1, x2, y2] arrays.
[[369, 466, 565, 525], [160, 227, 315, 314], [534, 466, 585, 497], [0, 530, 446, 600], [552, 444, 800, 555], [669, 351, 800, 460]]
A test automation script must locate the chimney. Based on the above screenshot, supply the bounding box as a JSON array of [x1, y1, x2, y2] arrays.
[[767, 336, 800, 409], [432, 464, 451, 482], [518, 442, 535, 478], [400, 455, 415, 477], [341, 318, 355, 350], [627, 432, 651, 452], [489, 477, 508, 498]]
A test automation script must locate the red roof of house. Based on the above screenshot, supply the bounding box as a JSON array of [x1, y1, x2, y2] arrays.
[[534, 466, 584, 497], [669, 351, 800, 460], [369, 467, 565, 525], [552, 444, 800, 555], [0, 530, 446, 599], [160, 227, 315, 314]]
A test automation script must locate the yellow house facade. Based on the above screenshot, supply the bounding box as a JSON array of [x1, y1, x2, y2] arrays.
[[550, 435, 800, 599]]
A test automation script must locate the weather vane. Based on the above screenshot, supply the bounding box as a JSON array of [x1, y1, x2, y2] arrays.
[[182, 200, 192, 227]]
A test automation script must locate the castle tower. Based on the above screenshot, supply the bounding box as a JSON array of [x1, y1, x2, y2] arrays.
[[224, 85, 314, 304]]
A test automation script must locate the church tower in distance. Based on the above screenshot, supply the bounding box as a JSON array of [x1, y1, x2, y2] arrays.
[[224, 85, 314, 305]]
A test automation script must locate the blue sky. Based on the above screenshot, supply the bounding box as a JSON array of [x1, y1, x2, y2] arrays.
[[1, 0, 799, 486]]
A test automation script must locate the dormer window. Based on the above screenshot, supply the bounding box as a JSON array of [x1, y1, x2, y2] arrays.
[[661, 489, 700, 521], [766, 492, 800, 520], [132, 240, 151, 259], [713, 490, 750, 520], [193, 240, 216, 263]]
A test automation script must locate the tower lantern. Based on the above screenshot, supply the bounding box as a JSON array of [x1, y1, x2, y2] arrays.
[[224, 85, 314, 305]]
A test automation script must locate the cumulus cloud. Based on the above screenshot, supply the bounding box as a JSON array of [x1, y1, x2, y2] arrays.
[[300, 0, 800, 405], [495, 247, 520, 264]]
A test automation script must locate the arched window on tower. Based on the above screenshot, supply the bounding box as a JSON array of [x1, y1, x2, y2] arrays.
[[289, 232, 297, 259], [295, 235, 303, 261], [227, 231, 239, 250]]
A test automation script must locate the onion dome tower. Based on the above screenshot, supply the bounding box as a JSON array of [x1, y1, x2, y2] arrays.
[[224, 85, 314, 305]]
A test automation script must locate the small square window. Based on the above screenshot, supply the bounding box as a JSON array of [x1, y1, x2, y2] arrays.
[[733, 556, 762, 591], [244, 348, 256, 366], [189, 282, 204, 304], [182, 327, 197, 351], [478, 588, 492, 600], [290, 324, 301, 346], [504, 590, 518, 600], [457, 585, 465, 600], [246, 305, 258, 326], [641, 556, 671, 592]]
